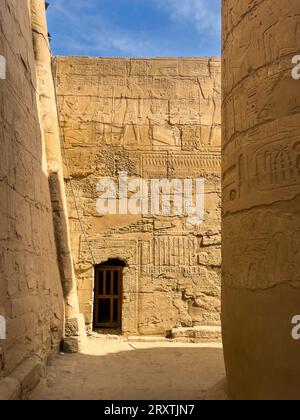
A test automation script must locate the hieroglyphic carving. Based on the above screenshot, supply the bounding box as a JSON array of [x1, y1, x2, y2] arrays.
[[250, 138, 300, 191], [223, 211, 300, 290], [182, 126, 201, 150], [80, 237, 139, 267], [142, 152, 221, 178], [141, 152, 168, 178], [140, 235, 201, 276], [152, 125, 181, 149], [57, 57, 222, 335], [170, 99, 201, 125], [179, 59, 215, 77], [223, 134, 300, 212], [222, 0, 300, 400], [169, 154, 221, 177]]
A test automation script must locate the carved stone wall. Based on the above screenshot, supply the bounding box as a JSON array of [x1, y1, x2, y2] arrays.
[[56, 57, 221, 335], [0, 0, 64, 377], [31, 0, 86, 353], [222, 0, 300, 399]]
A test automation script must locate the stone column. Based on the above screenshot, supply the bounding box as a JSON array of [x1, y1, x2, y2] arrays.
[[222, 0, 300, 399], [30, 0, 87, 352]]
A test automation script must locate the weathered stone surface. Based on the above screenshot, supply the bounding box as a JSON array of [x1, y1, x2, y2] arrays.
[[30, 337, 225, 401], [31, 0, 86, 350], [9, 356, 43, 400], [64, 313, 87, 352], [171, 326, 222, 342], [0, 356, 43, 400], [0, 378, 20, 401], [222, 0, 300, 400], [56, 57, 221, 335], [0, 0, 65, 378]]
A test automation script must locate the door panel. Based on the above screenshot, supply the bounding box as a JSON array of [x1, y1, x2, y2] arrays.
[[94, 267, 122, 329]]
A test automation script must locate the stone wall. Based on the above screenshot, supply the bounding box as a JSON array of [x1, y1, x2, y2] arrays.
[[31, 0, 86, 353], [222, 0, 300, 399], [56, 57, 221, 335], [0, 0, 64, 377]]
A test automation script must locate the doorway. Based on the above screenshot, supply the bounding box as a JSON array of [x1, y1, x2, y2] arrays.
[[93, 260, 125, 330]]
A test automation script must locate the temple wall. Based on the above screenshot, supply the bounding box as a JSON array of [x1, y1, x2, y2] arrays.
[[0, 0, 64, 377], [222, 0, 300, 399], [2, 0, 300, 401], [56, 57, 222, 335]]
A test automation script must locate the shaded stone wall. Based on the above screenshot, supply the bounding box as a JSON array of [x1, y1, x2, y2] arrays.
[[222, 0, 300, 399], [31, 0, 86, 353], [56, 57, 221, 335], [0, 0, 64, 376]]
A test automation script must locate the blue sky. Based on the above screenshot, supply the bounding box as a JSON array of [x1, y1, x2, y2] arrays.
[[47, 0, 221, 58]]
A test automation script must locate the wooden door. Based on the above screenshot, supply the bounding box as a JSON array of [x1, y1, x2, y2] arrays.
[[94, 267, 122, 329]]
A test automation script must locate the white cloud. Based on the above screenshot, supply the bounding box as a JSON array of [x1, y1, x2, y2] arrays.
[[155, 0, 221, 33], [48, 0, 221, 57], [49, 0, 155, 57]]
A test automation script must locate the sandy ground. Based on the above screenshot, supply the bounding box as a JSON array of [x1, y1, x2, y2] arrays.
[[30, 336, 226, 400]]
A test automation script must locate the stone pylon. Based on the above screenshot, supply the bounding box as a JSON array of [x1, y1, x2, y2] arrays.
[[30, 0, 87, 352], [222, 0, 300, 399]]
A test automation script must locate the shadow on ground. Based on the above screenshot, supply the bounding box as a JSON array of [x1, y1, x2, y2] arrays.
[[31, 339, 226, 400]]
